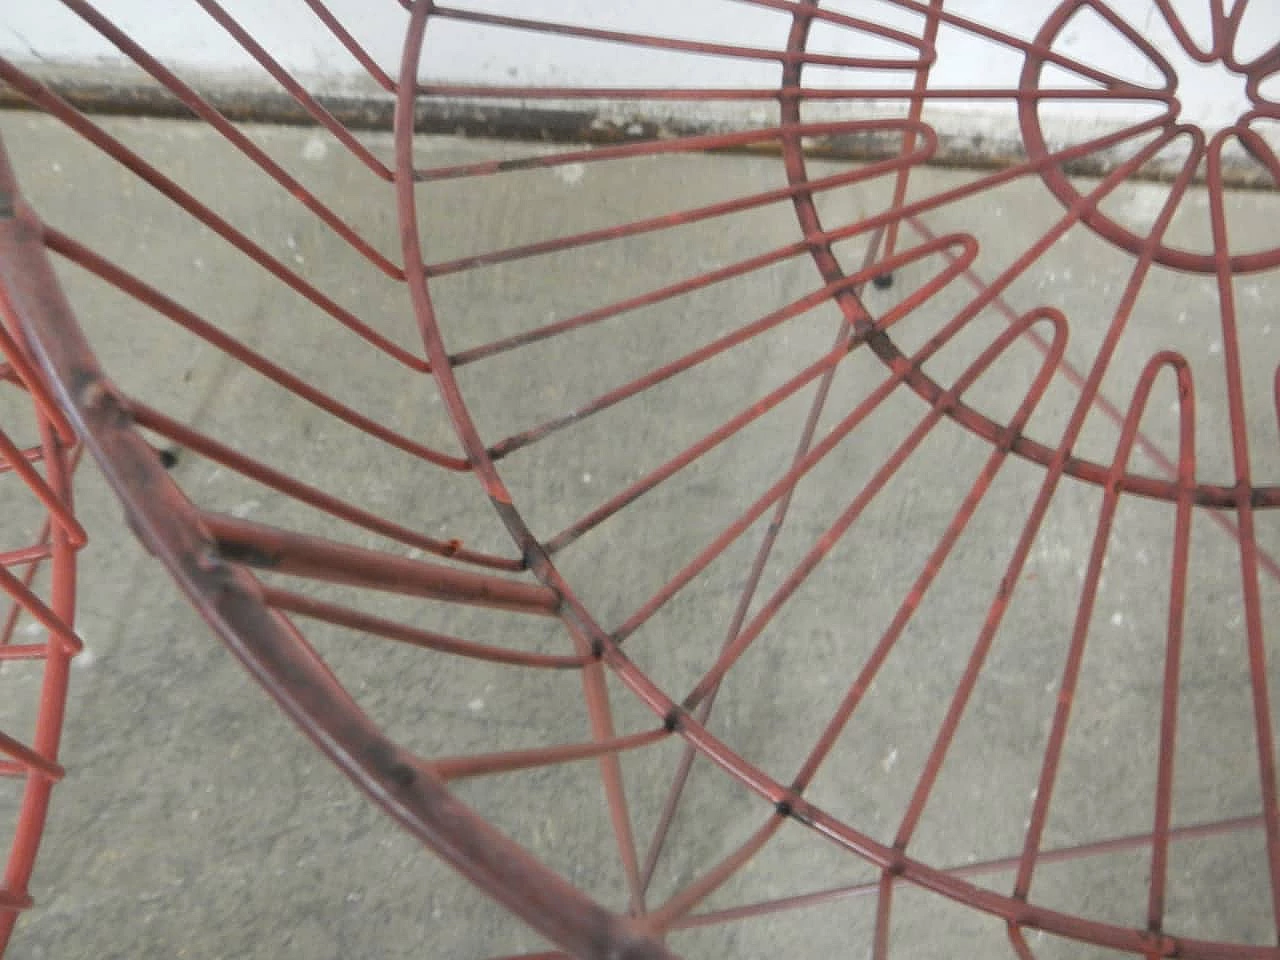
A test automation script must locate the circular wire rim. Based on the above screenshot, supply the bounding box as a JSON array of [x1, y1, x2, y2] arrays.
[[0, 1, 1276, 957], [1022, 0, 1280, 276]]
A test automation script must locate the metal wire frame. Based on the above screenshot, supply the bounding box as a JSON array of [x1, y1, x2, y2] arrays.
[[0, 0, 1278, 957], [0, 242, 83, 953]]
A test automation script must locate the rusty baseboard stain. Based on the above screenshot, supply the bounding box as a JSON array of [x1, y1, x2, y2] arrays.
[[0, 75, 1274, 191]]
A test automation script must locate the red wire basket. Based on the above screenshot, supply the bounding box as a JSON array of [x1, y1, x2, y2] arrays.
[[2, 1, 1279, 957], [0, 220, 82, 953]]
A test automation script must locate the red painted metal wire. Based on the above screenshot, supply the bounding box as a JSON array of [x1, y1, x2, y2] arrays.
[[0, 237, 82, 954], [1, 0, 1279, 957]]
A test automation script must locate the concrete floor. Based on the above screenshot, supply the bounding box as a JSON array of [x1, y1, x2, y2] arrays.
[[1, 111, 1279, 959]]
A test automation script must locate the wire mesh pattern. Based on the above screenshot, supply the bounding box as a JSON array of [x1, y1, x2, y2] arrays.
[[1, 0, 1279, 957], [0, 194, 82, 953]]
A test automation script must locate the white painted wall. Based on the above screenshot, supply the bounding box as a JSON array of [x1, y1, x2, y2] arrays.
[[2, 1, 1275, 138]]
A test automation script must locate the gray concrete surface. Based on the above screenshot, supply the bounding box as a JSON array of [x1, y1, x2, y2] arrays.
[[0, 111, 1278, 959]]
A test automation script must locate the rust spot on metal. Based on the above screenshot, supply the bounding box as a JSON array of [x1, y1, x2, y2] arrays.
[[209, 537, 276, 570], [387, 762, 416, 789]]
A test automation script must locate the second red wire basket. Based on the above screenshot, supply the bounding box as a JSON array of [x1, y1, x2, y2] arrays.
[[0, 254, 81, 957], [2, 0, 1280, 957]]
